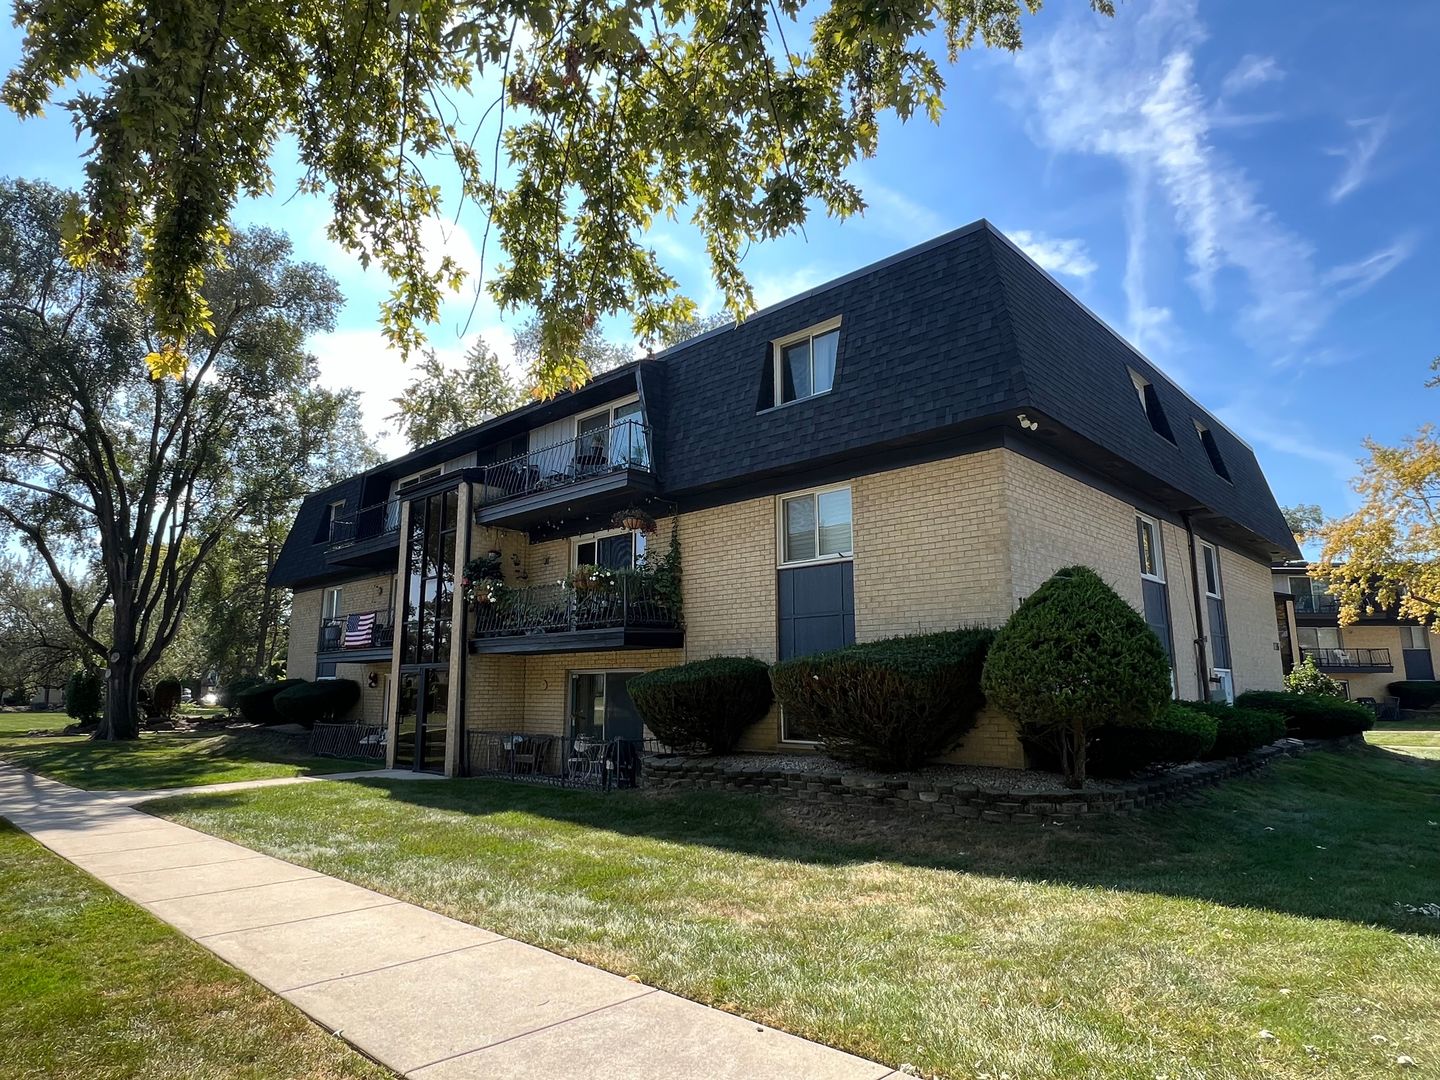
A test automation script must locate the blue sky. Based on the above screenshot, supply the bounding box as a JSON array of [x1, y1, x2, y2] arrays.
[[2, 0, 1436, 515]]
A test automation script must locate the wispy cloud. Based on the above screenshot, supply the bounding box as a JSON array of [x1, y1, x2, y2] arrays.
[[1327, 115, 1391, 204], [856, 178, 945, 242], [1012, 0, 1408, 368], [1324, 234, 1418, 299], [1220, 54, 1284, 97], [1007, 229, 1099, 279], [1216, 398, 1358, 486], [751, 264, 829, 310]]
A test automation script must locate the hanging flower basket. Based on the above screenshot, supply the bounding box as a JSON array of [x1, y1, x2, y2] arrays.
[[611, 505, 657, 534]]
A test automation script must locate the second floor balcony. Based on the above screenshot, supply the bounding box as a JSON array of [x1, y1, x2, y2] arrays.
[[327, 499, 401, 569], [474, 418, 658, 530], [1292, 591, 1341, 617], [318, 608, 396, 656], [470, 573, 682, 654], [1301, 646, 1392, 673]]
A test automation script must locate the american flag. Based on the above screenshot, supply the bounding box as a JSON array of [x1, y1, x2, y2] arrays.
[[343, 611, 376, 648]]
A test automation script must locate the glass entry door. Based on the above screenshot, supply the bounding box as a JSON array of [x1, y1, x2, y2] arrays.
[[569, 672, 644, 743], [395, 666, 449, 773]]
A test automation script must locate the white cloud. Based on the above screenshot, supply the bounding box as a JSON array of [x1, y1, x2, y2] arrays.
[[1324, 234, 1418, 299], [1327, 115, 1391, 204], [751, 264, 829, 310], [857, 179, 945, 242], [1006, 229, 1099, 279], [1012, 0, 1404, 366], [1221, 54, 1284, 97]]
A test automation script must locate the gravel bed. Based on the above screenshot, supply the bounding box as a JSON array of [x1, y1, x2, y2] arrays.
[[673, 751, 1131, 793]]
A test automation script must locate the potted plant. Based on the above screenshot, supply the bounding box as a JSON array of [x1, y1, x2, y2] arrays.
[[463, 552, 505, 605], [610, 505, 657, 534]]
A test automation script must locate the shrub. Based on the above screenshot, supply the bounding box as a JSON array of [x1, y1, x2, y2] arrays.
[[274, 679, 361, 727], [1283, 654, 1343, 697], [629, 657, 772, 754], [235, 679, 306, 725], [1387, 680, 1440, 710], [220, 675, 267, 710], [1089, 703, 1219, 778], [64, 668, 104, 726], [982, 566, 1173, 788], [1235, 690, 1374, 738], [769, 628, 995, 769], [152, 678, 182, 717], [1183, 700, 1287, 758]]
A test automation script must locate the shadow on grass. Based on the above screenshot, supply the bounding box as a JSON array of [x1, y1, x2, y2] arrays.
[[154, 741, 1440, 936]]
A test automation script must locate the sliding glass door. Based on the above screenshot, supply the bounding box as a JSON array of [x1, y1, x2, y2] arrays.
[[568, 672, 644, 743]]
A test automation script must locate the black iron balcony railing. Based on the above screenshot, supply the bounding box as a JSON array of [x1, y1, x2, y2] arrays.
[[472, 575, 678, 639], [478, 418, 651, 505], [1293, 592, 1341, 616], [329, 499, 400, 549], [1301, 646, 1392, 671], [318, 608, 396, 653], [463, 730, 652, 789]]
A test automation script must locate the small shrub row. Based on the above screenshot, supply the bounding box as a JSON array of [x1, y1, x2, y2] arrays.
[[1387, 680, 1440, 710], [1089, 703, 1218, 779], [235, 679, 306, 725], [628, 657, 773, 754], [235, 678, 362, 728], [1235, 690, 1374, 738], [769, 629, 996, 770], [1183, 700, 1287, 759]]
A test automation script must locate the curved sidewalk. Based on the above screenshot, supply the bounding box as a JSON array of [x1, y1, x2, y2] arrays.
[[0, 765, 897, 1080]]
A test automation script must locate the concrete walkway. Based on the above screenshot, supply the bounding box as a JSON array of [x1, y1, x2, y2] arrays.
[[0, 765, 897, 1080]]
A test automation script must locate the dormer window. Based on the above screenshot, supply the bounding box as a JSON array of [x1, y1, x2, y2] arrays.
[[1129, 368, 1175, 442], [1195, 422, 1231, 482], [772, 319, 841, 406]]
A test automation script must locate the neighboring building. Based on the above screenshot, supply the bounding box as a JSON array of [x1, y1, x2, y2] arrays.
[[1273, 564, 1439, 700], [270, 220, 1300, 776]]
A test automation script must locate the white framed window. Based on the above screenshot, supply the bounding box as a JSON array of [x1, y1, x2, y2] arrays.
[[1201, 542, 1223, 598], [1298, 626, 1342, 651], [396, 466, 442, 492], [779, 706, 820, 746], [778, 485, 853, 566], [1136, 514, 1165, 582], [322, 586, 343, 622], [1401, 625, 1429, 650], [773, 318, 841, 406], [571, 528, 647, 570], [574, 395, 648, 468]]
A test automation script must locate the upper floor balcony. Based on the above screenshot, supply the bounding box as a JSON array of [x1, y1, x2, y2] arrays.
[[318, 607, 396, 658], [1292, 591, 1341, 617], [327, 499, 401, 569], [474, 418, 658, 531], [469, 573, 682, 654], [1301, 646, 1392, 673]]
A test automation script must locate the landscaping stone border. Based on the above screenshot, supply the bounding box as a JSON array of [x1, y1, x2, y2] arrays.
[[646, 738, 1334, 823]]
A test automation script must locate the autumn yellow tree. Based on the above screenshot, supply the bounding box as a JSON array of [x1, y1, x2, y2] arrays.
[[1317, 420, 1440, 627]]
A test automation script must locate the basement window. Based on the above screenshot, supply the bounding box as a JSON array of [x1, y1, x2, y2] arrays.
[[1195, 422, 1232, 482], [1128, 368, 1175, 442]]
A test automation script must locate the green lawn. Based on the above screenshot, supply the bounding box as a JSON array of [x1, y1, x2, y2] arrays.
[[149, 744, 1440, 1079], [1368, 721, 1440, 761], [0, 821, 393, 1080], [0, 717, 378, 789]]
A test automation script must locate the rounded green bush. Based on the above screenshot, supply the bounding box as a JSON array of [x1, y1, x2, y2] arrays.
[[220, 675, 267, 710], [1183, 700, 1287, 758], [1089, 703, 1219, 778], [273, 679, 361, 727], [982, 565, 1173, 787], [1387, 680, 1440, 710], [152, 678, 182, 717], [770, 628, 995, 770], [1235, 690, 1373, 738], [629, 657, 772, 754], [235, 678, 306, 725], [64, 668, 104, 726]]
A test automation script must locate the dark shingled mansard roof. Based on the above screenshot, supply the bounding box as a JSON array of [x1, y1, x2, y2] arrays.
[[271, 220, 1298, 589]]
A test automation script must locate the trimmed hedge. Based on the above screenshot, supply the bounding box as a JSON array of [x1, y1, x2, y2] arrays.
[[1387, 680, 1440, 710], [982, 565, 1173, 787], [220, 675, 267, 710], [64, 669, 104, 726], [274, 679, 361, 727], [235, 678, 306, 725], [1235, 690, 1374, 738], [629, 657, 772, 754], [1089, 703, 1219, 778], [153, 678, 182, 717], [770, 628, 995, 770], [1183, 700, 1287, 759]]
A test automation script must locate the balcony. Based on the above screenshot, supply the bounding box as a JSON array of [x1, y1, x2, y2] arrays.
[[474, 419, 658, 531], [327, 499, 401, 569], [470, 575, 682, 654], [318, 608, 396, 658], [1302, 647, 1392, 673], [1293, 592, 1341, 617]]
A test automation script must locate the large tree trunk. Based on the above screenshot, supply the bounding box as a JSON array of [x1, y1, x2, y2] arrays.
[[94, 597, 141, 740]]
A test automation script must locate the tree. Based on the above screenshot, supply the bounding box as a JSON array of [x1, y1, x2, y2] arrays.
[[655, 311, 733, 348], [1317, 423, 1440, 626], [388, 340, 524, 449], [3, 1, 1112, 394], [512, 316, 633, 392], [1281, 503, 1323, 547], [0, 178, 365, 740], [0, 552, 97, 702]]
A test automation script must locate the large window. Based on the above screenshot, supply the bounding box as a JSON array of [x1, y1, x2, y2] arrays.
[[322, 586, 343, 622], [1136, 514, 1174, 693], [573, 529, 646, 570], [1298, 626, 1341, 651], [1136, 515, 1165, 582], [774, 321, 840, 405], [780, 486, 852, 565], [402, 489, 458, 665], [1200, 541, 1232, 691], [575, 397, 649, 469]]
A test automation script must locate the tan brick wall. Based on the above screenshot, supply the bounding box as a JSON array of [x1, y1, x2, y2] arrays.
[[287, 588, 322, 682], [334, 662, 389, 724], [334, 574, 399, 620], [1208, 543, 1284, 696]]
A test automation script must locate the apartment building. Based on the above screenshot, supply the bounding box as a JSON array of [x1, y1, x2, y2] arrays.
[[270, 220, 1300, 776]]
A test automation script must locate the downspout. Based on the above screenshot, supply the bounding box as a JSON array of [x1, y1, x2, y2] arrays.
[[1183, 511, 1210, 700]]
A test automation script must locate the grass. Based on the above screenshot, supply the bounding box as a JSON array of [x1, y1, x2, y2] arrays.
[[0, 712, 378, 789], [149, 743, 1440, 1079], [1368, 720, 1440, 761], [0, 821, 393, 1080]]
